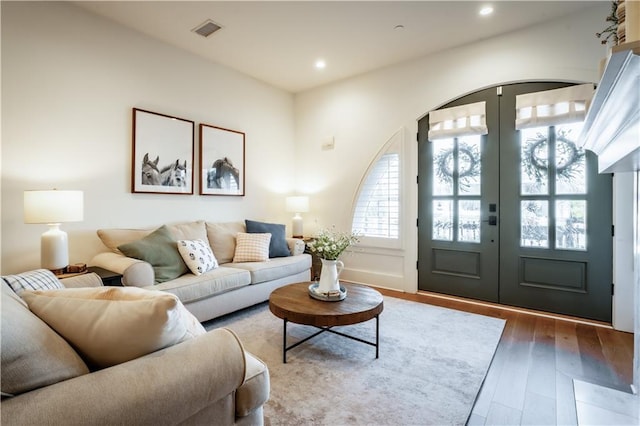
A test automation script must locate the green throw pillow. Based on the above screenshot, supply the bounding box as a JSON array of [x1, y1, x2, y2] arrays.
[[118, 225, 188, 284]]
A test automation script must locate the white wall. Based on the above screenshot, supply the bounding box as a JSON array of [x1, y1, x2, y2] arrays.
[[294, 4, 612, 294], [614, 173, 635, 332], [1, 1, 296, 274], [634, 172, 640, 392]]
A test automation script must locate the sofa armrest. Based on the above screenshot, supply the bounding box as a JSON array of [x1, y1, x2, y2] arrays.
[[90, 252, 154, 287], [286, 238, 306, 256], [60, 272, 103, 288], [0, 328, 247, 426]]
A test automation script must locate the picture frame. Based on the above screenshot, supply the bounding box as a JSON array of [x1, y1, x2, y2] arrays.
[[131, 108, 194, 194], [199, 123, 245, 196]]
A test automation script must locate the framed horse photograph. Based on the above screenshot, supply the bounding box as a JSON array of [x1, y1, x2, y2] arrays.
[[199, 123, 245, 196], [132, 108, 194, 195]]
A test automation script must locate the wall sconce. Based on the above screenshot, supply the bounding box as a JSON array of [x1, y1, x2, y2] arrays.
[[24, 189, 84, 273], [286, 196, 309, 238]]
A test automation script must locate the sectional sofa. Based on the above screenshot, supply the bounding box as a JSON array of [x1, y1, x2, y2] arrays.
[[90, 220, 312, 322], [1, 270, 270, 425]]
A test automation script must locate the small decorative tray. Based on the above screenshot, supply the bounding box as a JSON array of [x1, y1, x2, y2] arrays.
[[308, 283, 347, 301]]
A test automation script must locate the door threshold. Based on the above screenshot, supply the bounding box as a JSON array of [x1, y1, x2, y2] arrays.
[[416, 290, 613, 329]]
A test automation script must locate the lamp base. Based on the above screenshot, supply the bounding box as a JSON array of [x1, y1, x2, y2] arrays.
[[291, 215, 304, 239], [41, 224, 69, 271]]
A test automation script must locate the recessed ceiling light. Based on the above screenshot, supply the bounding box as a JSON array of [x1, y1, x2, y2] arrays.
[[479, 6, 494, 16], [394, 24, 405, 31], [315, 59, 326, 69]]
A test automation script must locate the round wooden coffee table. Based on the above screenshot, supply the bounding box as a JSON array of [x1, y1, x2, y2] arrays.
[[269, 282, 384, 363]]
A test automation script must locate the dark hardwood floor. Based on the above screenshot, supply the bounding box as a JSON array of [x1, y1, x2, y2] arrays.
[[376, 288, 635, 425]]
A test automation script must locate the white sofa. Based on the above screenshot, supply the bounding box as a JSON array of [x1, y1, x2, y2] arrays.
[[90, 220, 311, 322]]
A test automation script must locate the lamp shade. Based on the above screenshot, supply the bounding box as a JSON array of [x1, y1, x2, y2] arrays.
[[286, 196, 309, 213], [24, 190, 84, 224]]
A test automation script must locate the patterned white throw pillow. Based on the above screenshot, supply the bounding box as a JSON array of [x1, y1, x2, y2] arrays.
[[2, 269, 64, 295], [233, 232, 271, 263], [177, 239, 218, 276]]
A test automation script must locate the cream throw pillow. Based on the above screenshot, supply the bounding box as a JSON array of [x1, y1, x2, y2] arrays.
[[21, 287, 206, 368], [233, 232, 271, 263]]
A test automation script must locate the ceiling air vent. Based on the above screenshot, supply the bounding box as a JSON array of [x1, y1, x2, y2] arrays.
[[192, 19, 222, 38]]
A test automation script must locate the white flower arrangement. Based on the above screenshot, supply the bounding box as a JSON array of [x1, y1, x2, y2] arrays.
[[307, 227, 360, 260]]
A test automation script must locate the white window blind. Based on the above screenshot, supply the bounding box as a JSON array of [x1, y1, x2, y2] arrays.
[[352, 130, 402, 241], [515, 83, 594, 130], [428, 101, 488, 140]]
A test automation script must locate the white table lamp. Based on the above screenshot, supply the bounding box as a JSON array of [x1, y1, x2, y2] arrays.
[[24, 190, 84, 272], [286, 196, 309, 238]]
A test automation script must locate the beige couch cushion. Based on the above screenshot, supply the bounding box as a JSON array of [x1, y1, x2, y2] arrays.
[[60, 272, 104, 288], [1, 282, 89, 395], [236, 352, 270, 417], [206, 221, 245, 264], [21, 287, 205, 369], [97, 221, 206, 255], [167, 220, 207, 241], [229, 253, 312, 284], [97, 228, 153, 254], [151, 266, 252, 304]]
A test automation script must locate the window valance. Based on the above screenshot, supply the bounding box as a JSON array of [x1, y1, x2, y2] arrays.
[[428, 101, 488, 140], [515, 83, 594, 130]]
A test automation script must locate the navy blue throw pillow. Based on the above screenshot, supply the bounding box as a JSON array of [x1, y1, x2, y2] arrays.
[[245, 220, 291, 258]]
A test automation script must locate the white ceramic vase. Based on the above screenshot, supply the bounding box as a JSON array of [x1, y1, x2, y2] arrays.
[[318, 259, 344, 293]]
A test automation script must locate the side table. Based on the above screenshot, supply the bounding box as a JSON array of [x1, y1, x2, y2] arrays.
[[302, 237, 321, 282], [88, 266, 123, 287]]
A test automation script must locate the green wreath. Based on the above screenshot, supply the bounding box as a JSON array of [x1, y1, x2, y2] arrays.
[[434, 142, 481, 192], [521, 129, 584, 183]]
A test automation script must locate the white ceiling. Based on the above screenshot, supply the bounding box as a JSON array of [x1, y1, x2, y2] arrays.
[[75, 1, 604, 93]]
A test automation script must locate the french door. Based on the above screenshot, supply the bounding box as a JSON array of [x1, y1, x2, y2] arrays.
[[418, 83, 613, 322]]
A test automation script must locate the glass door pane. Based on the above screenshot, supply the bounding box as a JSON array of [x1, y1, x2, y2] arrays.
[[432, 200, 453, 241], [521, 200, 549, 248], [458, 135, 481, 195], [458, 200, 481, 242], [432, 139, 454, 196], [555, 200, 587, 250], [520, 127, 549, 195], [555, 123, 586, 195]]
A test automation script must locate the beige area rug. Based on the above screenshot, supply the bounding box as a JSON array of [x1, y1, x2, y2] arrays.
[[204, 294, 505, 425]]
